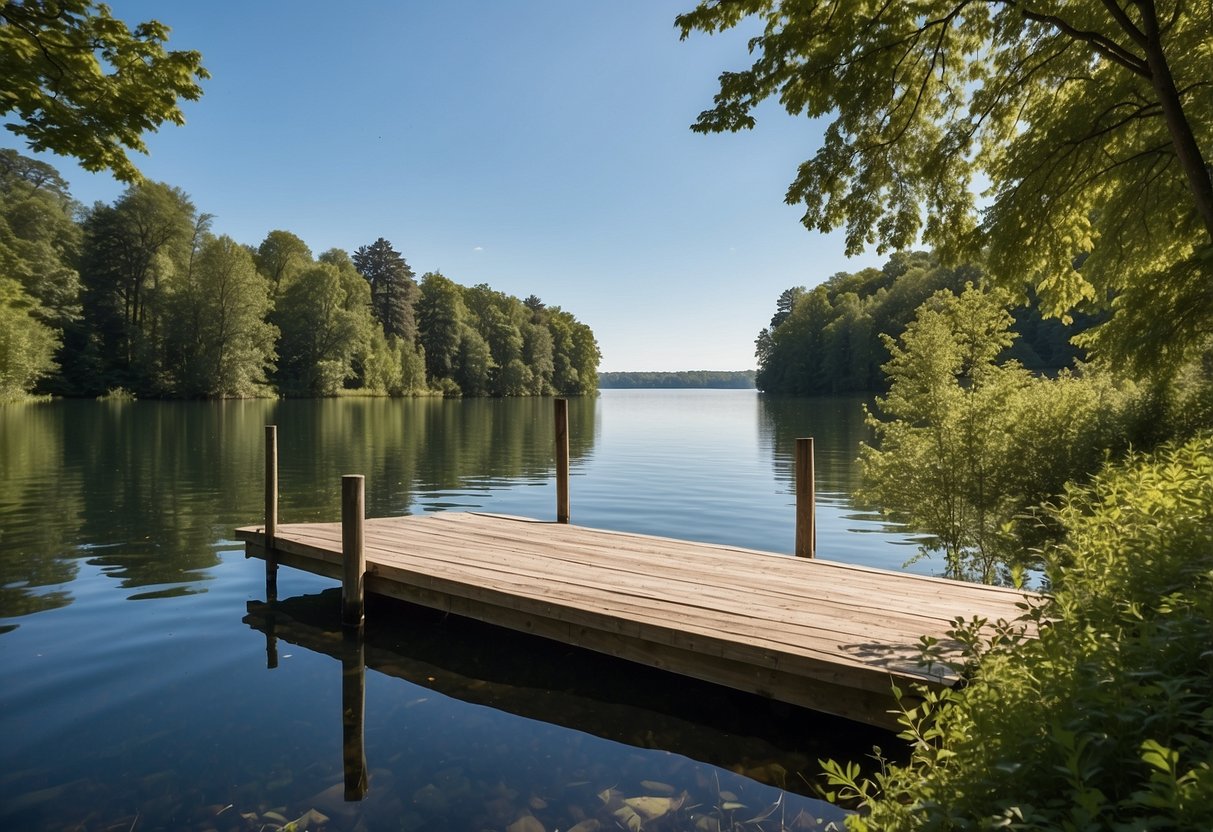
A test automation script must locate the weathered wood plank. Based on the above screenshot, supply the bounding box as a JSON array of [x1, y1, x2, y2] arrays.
[[362, 516, 1023, 621]]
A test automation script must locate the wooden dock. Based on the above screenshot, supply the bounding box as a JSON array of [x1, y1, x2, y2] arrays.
[[236, 511, 1033, 729]]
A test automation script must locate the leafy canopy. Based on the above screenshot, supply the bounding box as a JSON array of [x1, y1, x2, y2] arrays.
[[677, 2, 1213, 366], [1, 0, 208, 181]]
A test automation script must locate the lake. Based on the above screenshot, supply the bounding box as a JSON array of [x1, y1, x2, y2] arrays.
[[0, 390, 926, 831]]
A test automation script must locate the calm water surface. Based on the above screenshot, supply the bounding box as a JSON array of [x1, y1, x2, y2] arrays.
[[0, 390, 924, 831]]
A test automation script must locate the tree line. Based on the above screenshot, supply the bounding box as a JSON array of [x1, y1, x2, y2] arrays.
[[755, 251, 1097, 395], [598, 370, 755, 389], [0, 150, 600, 401]]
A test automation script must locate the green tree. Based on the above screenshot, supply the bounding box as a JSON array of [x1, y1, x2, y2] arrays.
[[352, 237, 420, 343], [0, 275, 59, 401], [862, 284, 1137, 581], [822, 292, 876, 392], [164, 235, 275, 397], [678, 2, 1213, 369], [0, 149, 81, 332], [769, 286, 804, 330], [77, 181, 196, 392], [455, 325, 493, 396], [756, 286, 833, 395], [273, 262, 369, 396], [521, 321, 555, 394], [548, 307, 600, 395], [861, 285, 1032, 582], [255, 229, 312, 297], [360, 328, 426, 396], [1, 0, 208, 181], [464, 283, 528, 394], [418, 271, 466, 384]]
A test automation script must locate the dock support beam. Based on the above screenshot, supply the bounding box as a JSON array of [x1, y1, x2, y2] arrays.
[[342, 475, 366, 628], [265, 425, 278, 601], [555, 398, 570, 524], [795, 437, 816, 558]]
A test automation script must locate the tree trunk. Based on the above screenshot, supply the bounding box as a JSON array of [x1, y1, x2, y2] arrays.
[[1139, 2, 1213, 244]]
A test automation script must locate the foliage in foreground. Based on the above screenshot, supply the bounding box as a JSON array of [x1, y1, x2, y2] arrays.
[[860, 285, 1137, 583], [825, 436, 1213, 830], [1, 0, 208, 183]]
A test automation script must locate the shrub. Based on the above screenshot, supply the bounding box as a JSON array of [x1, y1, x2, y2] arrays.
[[825, 436, 1213, 830]]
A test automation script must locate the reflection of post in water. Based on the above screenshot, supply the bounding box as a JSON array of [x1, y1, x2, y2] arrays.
[[265, 603, 279, 669], [341, 627, 368, 801], [264, 424, 278, 602]]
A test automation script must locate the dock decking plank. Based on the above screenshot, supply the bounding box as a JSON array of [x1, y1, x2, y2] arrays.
[[363, 516, 1024, 623]]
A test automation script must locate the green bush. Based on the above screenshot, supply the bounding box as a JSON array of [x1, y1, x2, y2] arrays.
[[861, 285, 1139, 583], [825, 436, 1213, 830]]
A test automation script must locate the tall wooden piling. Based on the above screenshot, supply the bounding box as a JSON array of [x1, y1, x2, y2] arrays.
[[795, 437, 816, 558], [341, 475, 366, 628], [555, 398, 570, 524], [265, 425, 278, 600]]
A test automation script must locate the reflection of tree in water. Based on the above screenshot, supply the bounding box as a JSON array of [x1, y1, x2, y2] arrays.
[[0, 403, 83, 626], [2, 397, 599, 617], [756, 395, 875, 499], [65, 400, 277, 593], [272, 396, 597, 519]]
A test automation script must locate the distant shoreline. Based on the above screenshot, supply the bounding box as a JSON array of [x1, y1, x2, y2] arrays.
[[598, 370, 755, 389]]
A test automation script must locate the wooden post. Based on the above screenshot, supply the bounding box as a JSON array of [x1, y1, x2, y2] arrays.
[[555, 398, 570, 524], [265, 425, 278, 601], [342, 475, 366, 628], [341, 628, 368, 801], [795, 437, 816, 558]]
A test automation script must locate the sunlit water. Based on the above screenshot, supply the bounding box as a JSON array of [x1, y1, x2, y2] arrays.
[[0, 391, 927, 831]]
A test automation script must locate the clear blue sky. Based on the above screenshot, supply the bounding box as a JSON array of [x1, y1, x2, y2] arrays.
[[5, 1, 885, 372]]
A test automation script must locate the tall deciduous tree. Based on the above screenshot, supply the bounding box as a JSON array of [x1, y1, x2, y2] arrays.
[[273, 262, 370, 395], [521, 321, 554, 395], [255, 230, 312, 296], [165, 235, 275, 397], [418, 271, 466, 385], [0, 149, 81, 332], [1, 0, 208, 181], [78, 181, 196, 391], [678, 2, 1213, 369], [455, 326, 493, 396], [548, 307, 601, 396], [352, 237, 420, 343], [0, 275, 59, 401]]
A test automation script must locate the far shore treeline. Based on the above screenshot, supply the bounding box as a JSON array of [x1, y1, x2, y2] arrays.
[[0, 149, 600, 402], [598, 370, 755, 389]]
